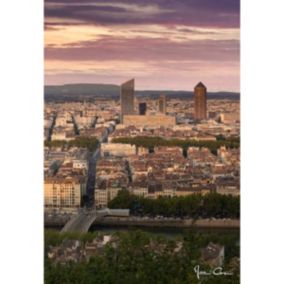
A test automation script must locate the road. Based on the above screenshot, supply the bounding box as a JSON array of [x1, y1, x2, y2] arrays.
[[61, 209, 98, 232], [62, 123, 116, 230]]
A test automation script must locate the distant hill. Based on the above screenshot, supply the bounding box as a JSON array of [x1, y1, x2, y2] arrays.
[[44, 84, 240, 102], [45, 84, 119, 96]]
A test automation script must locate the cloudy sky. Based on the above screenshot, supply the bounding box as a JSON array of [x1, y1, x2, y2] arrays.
[[45, 0, 240, 91]]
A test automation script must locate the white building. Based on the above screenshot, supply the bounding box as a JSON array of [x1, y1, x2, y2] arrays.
[[73, 160, 88, 170], [101, 143, 136, 157]]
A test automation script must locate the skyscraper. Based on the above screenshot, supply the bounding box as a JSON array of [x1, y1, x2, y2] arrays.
[[139, 102, 147, 115], [120, 79, 135, 121], [158, 95, 166, 114], [194, 82, 207, 121]]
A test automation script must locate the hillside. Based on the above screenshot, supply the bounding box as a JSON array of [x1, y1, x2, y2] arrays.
[[44, 84, 240, 101]]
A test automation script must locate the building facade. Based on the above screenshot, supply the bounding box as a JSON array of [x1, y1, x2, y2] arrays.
[[138, 102, 147, 115], [158, 95, 167, 114], [101, 143, 136, 157], [194, 82, 207, 121], [44, 177, 86, 212], [123, 114, 176, 127], [120, 79, 135, 122]]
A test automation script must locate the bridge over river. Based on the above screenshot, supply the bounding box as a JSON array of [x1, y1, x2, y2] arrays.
[[61, 208, 129, 233]]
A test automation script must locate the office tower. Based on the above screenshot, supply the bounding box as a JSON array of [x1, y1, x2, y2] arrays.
[[194, 82, 207, 121], [120, 79, 135, 121], [139, 102, 147, 115], [158, 95, 166, 114]]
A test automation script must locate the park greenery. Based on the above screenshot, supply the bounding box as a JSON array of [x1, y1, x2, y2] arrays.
[[44, 137, 99, 152], [112, 136, 240, 154], [108, 190, 240, 219], [45, 230, 240, 284]]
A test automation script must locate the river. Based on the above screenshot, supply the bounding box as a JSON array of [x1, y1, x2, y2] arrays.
[[46, 224, 239, 241]]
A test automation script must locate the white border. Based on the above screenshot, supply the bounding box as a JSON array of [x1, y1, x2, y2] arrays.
[[241, 0, 284, 283], [0, 0, 43, 283]]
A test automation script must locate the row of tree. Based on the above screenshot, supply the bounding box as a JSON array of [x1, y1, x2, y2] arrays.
[[108, 190, 240, 219], [112, 136, 240, 154], [44, 137, 99, 152], [45, 230, 240, 284]]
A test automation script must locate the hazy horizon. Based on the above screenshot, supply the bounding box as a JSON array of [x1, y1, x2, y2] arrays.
[[44, 82, 239, 93]]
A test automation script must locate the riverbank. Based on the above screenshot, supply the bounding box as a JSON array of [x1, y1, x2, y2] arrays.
[[97, 216, 239, 229], [45, 215, 239, 230]]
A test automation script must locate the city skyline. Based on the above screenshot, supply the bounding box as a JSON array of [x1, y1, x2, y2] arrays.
[[45, 0, 240, 92]]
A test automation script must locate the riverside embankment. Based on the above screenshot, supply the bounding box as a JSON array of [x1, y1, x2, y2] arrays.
[[45, 215, 239, 230], [96, 216, 239, 229]]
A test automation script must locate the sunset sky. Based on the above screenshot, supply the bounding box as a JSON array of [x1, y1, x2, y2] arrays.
[[45, 0, 240, 91]]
